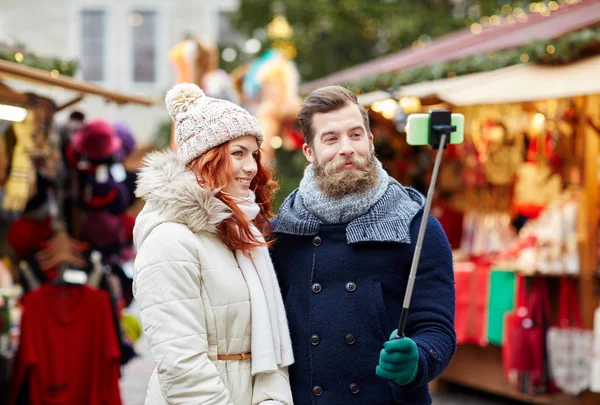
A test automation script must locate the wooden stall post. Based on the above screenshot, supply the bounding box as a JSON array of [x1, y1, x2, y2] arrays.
[[576, 94, 600, 405]]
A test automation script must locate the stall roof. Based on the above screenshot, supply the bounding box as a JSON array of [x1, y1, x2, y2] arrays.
[[358, 53, 600, 106], [301, 0, 600, 93], [0, 59, 157, 106]]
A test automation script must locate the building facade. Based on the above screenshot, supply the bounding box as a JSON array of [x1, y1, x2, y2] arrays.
[[1, 0, 240, 145]]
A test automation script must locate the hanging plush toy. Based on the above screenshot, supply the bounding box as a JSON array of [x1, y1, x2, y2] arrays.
[[242, 50, 302, 166], [194, 36, 238, 103], [168, 39, 197, 84], [168, 36, 238, 150]]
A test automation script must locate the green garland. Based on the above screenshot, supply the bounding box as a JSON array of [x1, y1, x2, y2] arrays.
[[0, 43, 78, 77], [346, 27, 600, 93]]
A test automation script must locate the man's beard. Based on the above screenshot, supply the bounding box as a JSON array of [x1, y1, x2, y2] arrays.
[[313, 153, 378, 198]]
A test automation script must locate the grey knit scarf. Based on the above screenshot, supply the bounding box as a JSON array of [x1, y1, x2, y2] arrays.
[[275, 178, 426, 244], [298, 159, 389, 224]]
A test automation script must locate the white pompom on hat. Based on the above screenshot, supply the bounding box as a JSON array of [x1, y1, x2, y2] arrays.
[[165, 83, 205, 119], [165, 83, 264, 165]]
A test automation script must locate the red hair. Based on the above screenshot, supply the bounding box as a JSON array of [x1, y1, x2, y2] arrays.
[[189, 142, 279, 254]]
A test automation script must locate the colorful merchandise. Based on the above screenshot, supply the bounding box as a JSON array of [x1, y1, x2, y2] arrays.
[[10, 285, 121, 405], [486, 270, 516, 346], [591, 301, 600, 393], [502, 277, 552, 395], [6, 215, 53, 261], [547, 277, 593, 395], [112, 121, 136, 159], [454, 260, 490, 346], [71, 120, 122, 161]]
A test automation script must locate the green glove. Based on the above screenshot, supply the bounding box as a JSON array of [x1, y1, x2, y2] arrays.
[[376, 329, 419, 386]]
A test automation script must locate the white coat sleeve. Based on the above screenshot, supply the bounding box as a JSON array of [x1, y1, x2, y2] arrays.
[[252, 366, 293, 405], [133, 222, 233, 405]]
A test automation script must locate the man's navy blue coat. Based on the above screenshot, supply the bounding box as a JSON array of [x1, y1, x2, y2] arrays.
[[271, 200, 456, 405]]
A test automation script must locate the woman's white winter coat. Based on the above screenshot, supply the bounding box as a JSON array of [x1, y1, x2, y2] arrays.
[[132, 151, 293, 405]]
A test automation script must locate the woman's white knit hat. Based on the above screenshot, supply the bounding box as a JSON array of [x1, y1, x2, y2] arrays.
[[165, 83, 264, 165]]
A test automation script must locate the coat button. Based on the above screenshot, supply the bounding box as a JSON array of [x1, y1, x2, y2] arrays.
[[310, 334, 320, 345], [430, 348, 439, 359], [345, 282, 356, 292], [349, 383, 360, 394], [312, 236, 322, 246], [312, 385, 323, 396], [311, 283, 322, 293], [345, 333, 356, 345]]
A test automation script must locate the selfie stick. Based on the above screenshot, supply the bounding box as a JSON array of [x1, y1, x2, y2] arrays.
[[396, 110, 461, 339]]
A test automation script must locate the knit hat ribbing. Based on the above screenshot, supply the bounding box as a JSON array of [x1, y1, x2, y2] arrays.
[[165, 83, 264, 165]]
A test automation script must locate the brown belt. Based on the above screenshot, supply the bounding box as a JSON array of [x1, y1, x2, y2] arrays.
[[217, 352, 252, 361]]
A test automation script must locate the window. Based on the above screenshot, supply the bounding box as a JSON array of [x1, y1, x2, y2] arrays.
[[131, 11, 157, 83], [81, 10, 106, 81], [218, 11, 244, 46]]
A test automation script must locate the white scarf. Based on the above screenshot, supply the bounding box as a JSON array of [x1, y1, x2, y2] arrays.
[[230, 191, 294, 375]]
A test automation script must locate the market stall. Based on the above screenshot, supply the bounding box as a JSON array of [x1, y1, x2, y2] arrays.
[[300, 0, 600, 94], [0, 59, 155, 404], [358, 54, 600, 405]]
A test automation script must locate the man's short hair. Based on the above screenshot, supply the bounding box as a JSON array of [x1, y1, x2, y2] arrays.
[[298, 86, 370, 146]]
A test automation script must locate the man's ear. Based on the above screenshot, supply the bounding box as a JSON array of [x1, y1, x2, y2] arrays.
[[302, 143, 315, 164]]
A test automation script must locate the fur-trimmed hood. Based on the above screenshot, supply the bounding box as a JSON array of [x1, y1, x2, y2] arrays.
[[133, 150, 231, 250]]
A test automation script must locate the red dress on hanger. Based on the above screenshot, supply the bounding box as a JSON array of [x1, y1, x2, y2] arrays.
[[10, 285, 122, 405]]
